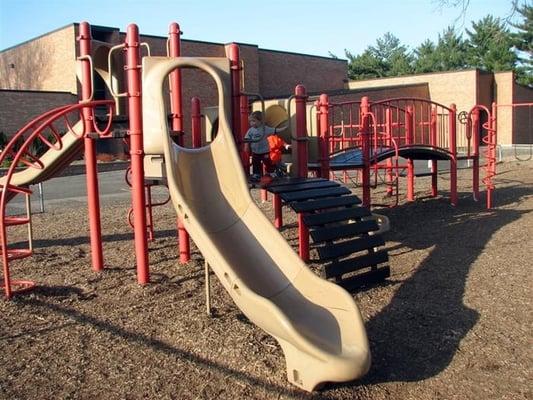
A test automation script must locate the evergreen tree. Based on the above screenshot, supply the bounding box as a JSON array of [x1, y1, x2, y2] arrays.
[[434, 26, 469, 71], [345, 32, 413, 80], [345, 49, 386, 80], [510, 2, 533, 86], [466, 15, 517, 72], [414, 39, 440, 73]]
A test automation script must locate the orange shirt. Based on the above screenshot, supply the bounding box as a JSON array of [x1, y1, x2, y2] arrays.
[[267, 135, 285, 164]]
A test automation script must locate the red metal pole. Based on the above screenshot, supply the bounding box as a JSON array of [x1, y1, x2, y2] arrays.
[[487, 102, 497, 209], [191, 97, 202, 148], [406, 105, 415, 202], [472, 108, 480, 201], [449, 104, 458, 206], [227, 43, 242, 144], [318, 94, 330, 179], [169, 22, 190, 264], [430, 106, 438, 197], [168, 23, 183, 137], [273, 194, 282, 229], [125, 24, 150, 284], [79, 22, 104, 272], [295, 85, 308, 178], [385, 108, 394, 196], [295, 85, 309, 261], [239, 95, 250, 170], [360, 97, 371, 207]]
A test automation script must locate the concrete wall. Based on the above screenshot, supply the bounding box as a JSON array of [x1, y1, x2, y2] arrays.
[[0, 25, 77, 93], [0, 90, 77, 137]]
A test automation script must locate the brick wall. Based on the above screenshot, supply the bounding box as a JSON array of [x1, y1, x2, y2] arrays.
[[258, 49, 347, 98], [494, 72, 514, 145], [0, 25, 77, 93], [0, 90, 77, 137], [512, 83, 533, 144]]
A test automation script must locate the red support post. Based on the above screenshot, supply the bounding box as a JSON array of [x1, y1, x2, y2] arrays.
[[273, 194, 282, 229], [430, 106, 438, 197], [239, 95, 250, 170], [295, 85, 308, 178], [360, 97, 371, 207], [168, 23, 183, 137], [385, 108, 394, 196], [405, 105, 415, 202], [227, 43, 242, 144], [295, 85, 309, 261], [169, 22, 190, 264], [79, 22, 104, 272], [125, 24, 150, 284], [449, 104, 458, 206], [191, 97, 202, 148], [472, 108, 480, 201], [318, 94, 330, 179], [487, 102, 497, 209]]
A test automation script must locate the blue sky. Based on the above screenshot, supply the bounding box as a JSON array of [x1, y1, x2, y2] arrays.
[[0, 0, 516, 57]]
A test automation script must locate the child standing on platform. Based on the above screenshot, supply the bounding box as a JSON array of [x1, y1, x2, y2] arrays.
[[244, 111, 277, 181]]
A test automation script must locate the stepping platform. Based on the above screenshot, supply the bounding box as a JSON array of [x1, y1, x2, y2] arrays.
[[264, 177, 390, 291]]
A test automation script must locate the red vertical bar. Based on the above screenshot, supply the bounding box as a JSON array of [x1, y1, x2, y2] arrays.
[[449, 104, 458, 206], [169, 22, 190, 264], [273, 194, 282, 229], [406, 105, 415, 202], [385, 108, 394, 196], [318, 94, 330, 179], [430, 106, 438, 197], [360, 97, 371, 207], [168, 23, 183, 136], [239, 95, 250, 170], [227, 43, 242, 144], [79, 22, 104, 272], [295, 85, 308, 178], [487, 103, 497, 209], [472, 108, 480, 201], [125, 24, 149, 284], [191, 97, 202, 148], [295, 85, 309, 261]]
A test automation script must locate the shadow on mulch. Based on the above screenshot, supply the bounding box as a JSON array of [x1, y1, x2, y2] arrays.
[[343, 183, 532, 388], [16, 291, 333, 400]]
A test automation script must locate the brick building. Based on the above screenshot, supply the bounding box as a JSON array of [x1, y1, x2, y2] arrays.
[[0, 23, 531, 147], [0, 23, 348, 139]]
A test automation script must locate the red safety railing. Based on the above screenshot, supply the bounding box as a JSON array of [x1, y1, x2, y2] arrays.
[[0, 100, 115, 298]]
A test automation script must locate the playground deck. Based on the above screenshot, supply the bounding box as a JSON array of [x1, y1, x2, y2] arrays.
[[0, 160, 531, 400]]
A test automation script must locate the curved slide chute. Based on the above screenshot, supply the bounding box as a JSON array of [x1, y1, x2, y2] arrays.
[[142, 56, 370, 391]]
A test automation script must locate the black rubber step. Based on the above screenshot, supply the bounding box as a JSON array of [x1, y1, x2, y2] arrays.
[[281, 186, 351, 202], [310, 220, 379, 243], [303, 207, 371, 227], [266, 177, 325, 188], [318, 235, 385, 260], [325, 250, 389, 278], [268, 180, 339, 194], [337, 266, 390, 292], [291, 195, 362, 213]]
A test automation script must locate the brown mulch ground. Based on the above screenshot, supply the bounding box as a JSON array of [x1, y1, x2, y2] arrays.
[[0, 160, 531, 400]]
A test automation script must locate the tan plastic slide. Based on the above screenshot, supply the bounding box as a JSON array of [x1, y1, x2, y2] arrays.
[[142, 56, 370, 391], [0, 121, 84, 189]]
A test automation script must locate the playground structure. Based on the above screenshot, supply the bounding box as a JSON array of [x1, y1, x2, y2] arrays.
[[0, 22, 373, 391], [0, 19, 529, 391]]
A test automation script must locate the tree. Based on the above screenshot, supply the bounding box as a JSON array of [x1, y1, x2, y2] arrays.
[[510, 2, 533, 86], [414, 39, 440, 73], [345, 32, 413, 80], [466, 15, 518, 72], [345, 49, 386, 80], [434, 26, 469, 71]]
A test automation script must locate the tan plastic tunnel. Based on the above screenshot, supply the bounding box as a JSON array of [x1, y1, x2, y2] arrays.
[[141, 56, 370, 391]]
